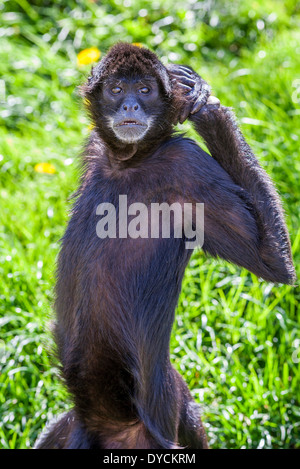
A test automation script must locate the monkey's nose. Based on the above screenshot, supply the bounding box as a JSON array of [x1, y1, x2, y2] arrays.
[[123, 103, 139, 111]]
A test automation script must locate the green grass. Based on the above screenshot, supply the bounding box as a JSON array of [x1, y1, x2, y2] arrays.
[[0, 0, 299, 449]]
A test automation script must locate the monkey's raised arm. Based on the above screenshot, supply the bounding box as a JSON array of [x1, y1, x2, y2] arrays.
[[169, 65, 295, 284], [189, 101, 295, 285]]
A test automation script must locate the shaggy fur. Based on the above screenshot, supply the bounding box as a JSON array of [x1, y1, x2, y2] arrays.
[[35, 43, 295, 450]]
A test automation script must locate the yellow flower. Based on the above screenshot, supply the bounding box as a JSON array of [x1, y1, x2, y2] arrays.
[[132, 43, 143, 48], [77, 47, 101, 66], [88, 123, 95, 131], [34, 162, 56, 174]]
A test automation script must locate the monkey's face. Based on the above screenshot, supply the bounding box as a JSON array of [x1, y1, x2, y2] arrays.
[[101, 76, 162, 144]]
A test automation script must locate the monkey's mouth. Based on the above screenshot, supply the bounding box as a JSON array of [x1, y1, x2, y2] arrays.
[[116, 120, 147, 127], [112, 119, 150, 144]]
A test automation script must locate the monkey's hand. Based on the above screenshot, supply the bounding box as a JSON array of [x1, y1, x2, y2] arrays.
[[168, 64, 216, 124]]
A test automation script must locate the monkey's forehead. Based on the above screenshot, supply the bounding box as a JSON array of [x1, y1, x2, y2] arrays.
[[99, 58, 165, 82], [102, 74, 158, 85]]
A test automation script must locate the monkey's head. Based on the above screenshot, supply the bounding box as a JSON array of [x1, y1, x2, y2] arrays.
[[80, 43, 183, 159]]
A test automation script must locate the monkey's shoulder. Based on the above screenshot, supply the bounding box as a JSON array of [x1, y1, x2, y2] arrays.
[[158, 134, 232, 184]]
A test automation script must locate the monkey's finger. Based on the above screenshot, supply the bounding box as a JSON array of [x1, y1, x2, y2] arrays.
[[172, 75, 196, 88], [168, 64, 193, 75], [181, 78, 202, 95], [171, 78, 193, 95], [172, 69, 194, 79], [170, 71, 196, 85], [191, 95, 221, 114], [191, 96, 206, 114], [190, 92, 212, 114], [190, 84, 212, 114], [176, 82, 194, 94], [169, 68, 195, 81], [176, 65, 195, 75], [179, 102, 193, 124]]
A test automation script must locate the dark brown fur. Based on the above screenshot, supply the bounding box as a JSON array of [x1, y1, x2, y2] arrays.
[[35, 43, 295, 449]]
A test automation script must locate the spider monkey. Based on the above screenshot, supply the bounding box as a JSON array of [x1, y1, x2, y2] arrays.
[[35, 43, 295, 449]]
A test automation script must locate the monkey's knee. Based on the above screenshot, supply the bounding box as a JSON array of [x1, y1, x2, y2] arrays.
[[34, 410, 99, 449]]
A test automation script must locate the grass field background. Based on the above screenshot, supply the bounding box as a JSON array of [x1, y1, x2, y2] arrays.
[[0, 0, 299, 449]]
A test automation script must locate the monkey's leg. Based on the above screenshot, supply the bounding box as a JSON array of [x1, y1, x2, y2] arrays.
[[172, 370, 208, 449], [34, 410, 100, 449]]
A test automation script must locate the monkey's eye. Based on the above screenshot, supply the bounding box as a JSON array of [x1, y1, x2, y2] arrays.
[[139, 87, 150, 94], [111, 87, 122, 94]]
